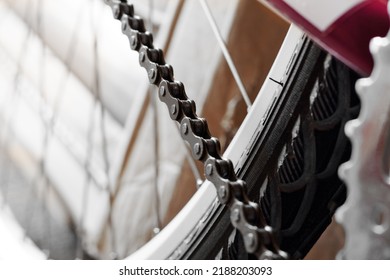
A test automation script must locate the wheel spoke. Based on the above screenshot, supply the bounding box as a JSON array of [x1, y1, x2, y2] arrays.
[[199, 0, 252, 111]]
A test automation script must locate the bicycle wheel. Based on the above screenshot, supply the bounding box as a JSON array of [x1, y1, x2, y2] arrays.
[[0, 0, 285, 259], [0, 0, 358, 259], [127, 23, 360, 259]]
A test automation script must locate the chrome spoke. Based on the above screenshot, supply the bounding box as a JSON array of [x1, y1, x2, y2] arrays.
[[199, 0, 252, 110]]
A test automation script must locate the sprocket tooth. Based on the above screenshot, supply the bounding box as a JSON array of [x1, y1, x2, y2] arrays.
[[338, 161, 352, 182], [344, 119, 359, 139], [355, 78, 371, 96], [370, 37, 390, 64]]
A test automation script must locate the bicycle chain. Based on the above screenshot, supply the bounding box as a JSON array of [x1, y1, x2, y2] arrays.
[[103, 0, 287, 259]]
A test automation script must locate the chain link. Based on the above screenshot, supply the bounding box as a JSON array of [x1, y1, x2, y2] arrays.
[[103, 0, 288, 259]]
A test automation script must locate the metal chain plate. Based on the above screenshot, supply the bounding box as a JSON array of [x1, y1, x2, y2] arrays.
[[103, 0, 287, 259]]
